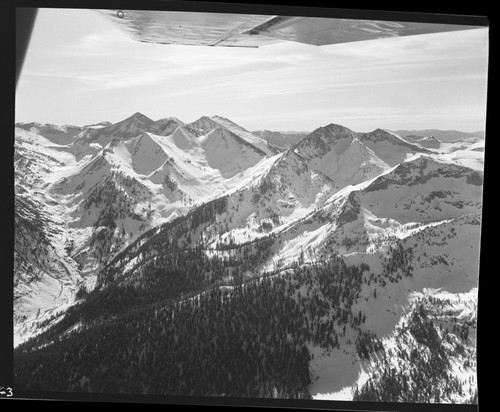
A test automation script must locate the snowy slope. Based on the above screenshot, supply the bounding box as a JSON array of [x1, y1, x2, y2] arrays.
[[306, 211, 481, 401], [432, 139, 485, 171], [310, 155, 482, 255], [245, 154, 482, 275], [124, 132, 171, 175], [360, 155, 483, 222], [204, 149, 336, 246], [14, 195, 81, 347], [201, 127, 266, 178], [15, 127, 76, 190]]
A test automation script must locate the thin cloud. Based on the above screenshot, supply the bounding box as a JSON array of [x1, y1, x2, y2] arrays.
[[16, 9, 488, 132]]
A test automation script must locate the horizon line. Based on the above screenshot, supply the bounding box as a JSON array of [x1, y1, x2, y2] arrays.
[[14, 113, 487, 136]]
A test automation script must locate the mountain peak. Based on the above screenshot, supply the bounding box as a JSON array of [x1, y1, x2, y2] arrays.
[[324, 123, 355, 133], [107, 112, 154, 128], [127, 112, 153, 122], [210, 115, 249, 132], [187, 116, 220, 133], [72, 112, 155, 145], [149, 117, 185, 136], [292, 123, 356, 152], [211, 115, 226, 121], [166, 116, 184, 124], [196, 115, 217, 124], [362, 128, 396, 140], [313, 123, 358, 140], [361, 129, 433, 153]]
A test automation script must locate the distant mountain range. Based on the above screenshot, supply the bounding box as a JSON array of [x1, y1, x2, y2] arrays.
[[13, 113, 483, 403], [394, 129, 485, 142]]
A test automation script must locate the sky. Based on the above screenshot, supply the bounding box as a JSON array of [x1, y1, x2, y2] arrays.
[[15, 8, 489, 133]]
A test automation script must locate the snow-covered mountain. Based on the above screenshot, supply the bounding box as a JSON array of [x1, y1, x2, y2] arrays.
[[69, 112, 156, 160], [87, 111, 155, 139], [13, 115, 484, 403], [359, 128, 433, 165], [188, 115, 277, 155], [199, 127, 267, 178], [14, 114, 284, 322], [306, 155, 483, 256], [292, 124, 432, 189]]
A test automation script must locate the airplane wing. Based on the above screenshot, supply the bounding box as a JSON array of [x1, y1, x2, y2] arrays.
[[97, 9, 484, 48]]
